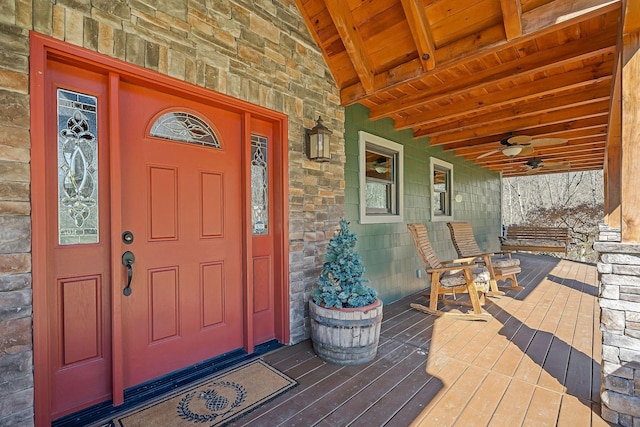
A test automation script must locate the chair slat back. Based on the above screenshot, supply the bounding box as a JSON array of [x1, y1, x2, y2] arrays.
[[407, 223, 443, 270], [447, 222, 483, 258]]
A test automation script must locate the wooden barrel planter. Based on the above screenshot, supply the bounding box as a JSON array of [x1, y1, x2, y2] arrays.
[[309, 299, 383, 365]]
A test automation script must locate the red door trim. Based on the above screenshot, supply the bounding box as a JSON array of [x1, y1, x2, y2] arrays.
[[29, 31, 52, 427], [30, 31, 290, 425], [242, 112, 255, 354], [273, 118, 290, 343], [107, 72, 125, 406]]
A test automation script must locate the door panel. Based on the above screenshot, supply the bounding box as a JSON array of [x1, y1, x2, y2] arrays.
[[45, 61, 112, 418], [250, 119, 276, 344], [201, 172, 224, 236], [119, 82, 244, 388], [60, 276, 101, 363], [148, 166, 178, 239]]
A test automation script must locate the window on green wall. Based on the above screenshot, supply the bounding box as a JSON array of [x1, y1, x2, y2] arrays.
[[359, 131, 404, 224], [430, 157, 454, 221]]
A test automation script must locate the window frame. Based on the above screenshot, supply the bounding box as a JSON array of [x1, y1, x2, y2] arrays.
[[430, 157, 454, 222], [358, 131, 404, 224]]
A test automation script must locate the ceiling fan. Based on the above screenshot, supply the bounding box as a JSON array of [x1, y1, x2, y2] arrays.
[[366, 156, 390, 174], [477, 135, 568, 159], [522, 157, 569, 173]]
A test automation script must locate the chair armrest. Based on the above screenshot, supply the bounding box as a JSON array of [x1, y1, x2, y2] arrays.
[[440, 255, 482, 266], [427, 263, 479, 274], [442, 254, 493, 266]]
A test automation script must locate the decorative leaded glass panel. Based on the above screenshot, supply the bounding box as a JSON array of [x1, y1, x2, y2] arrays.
[[251, 135, 268, 234], [57, 88, 99, 245], [150, 112, 220, 148]]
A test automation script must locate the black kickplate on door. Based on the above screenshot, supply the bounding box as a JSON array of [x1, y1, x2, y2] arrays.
[[52, 340, 282, 427]]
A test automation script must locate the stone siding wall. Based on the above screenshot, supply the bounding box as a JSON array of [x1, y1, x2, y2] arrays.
[[0, 7, 34, 423], [595, 224, 640, 426], [0, 1, 342, 425]]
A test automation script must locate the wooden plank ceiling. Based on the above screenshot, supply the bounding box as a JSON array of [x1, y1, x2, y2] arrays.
[[295, 0, 621, 177]]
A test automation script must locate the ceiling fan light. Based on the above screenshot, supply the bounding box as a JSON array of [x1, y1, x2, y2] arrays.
[[502, 145, 523, 157]]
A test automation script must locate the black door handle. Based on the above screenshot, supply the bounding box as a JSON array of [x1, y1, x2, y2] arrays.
[[122, 251, 135, 296]]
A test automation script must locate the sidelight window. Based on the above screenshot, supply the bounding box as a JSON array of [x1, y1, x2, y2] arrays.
[[251, 134, 269, 234], [57, 88, 99, 245]]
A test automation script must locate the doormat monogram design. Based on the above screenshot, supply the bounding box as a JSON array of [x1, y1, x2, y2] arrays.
[[177, 381, 247, 423]]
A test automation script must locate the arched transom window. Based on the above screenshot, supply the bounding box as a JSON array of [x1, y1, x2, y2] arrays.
[[149, 111, 220, 148]]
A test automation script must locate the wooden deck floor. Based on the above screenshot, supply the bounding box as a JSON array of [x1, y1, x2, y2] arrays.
[[232, 254, 607, 426]]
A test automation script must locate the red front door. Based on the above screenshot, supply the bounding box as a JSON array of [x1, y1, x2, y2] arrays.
[[33, 34, 289, 425], [119, 82, 244, 387]]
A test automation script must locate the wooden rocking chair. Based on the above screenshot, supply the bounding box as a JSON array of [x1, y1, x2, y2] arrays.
[[407, 223, 492, 321], [447, 222, 523, 292]]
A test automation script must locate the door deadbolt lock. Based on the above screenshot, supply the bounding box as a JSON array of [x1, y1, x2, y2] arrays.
[[122, 230, 134, 245]]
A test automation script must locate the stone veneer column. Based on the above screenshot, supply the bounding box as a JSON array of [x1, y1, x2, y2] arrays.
[[594, 224, 640, 426]]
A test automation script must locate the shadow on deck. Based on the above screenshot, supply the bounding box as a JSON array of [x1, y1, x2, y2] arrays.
[[233, 254, 607, 426]]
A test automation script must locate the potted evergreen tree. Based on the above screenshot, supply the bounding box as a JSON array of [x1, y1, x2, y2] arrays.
[[309, 219, 383, 365]]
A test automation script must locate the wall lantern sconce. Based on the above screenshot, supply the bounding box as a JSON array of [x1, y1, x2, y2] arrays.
[[305, 116, 332, 162]]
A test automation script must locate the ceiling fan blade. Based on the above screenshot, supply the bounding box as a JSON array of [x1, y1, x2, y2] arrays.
[[543, 161, 568, 169], [477, 149, 499, 159], [507, 135, 532, 145], [530, 137, 568, 147], [517, 146, 535, 156]]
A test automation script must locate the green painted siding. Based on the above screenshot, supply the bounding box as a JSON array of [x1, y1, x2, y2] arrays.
[[345, 104, 502, 304]]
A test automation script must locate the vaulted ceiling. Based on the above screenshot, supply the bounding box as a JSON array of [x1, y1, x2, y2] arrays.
[[295, 0, 621, 176]]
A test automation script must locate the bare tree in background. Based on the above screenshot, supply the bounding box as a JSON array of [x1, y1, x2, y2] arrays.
[[502, 170, 604, 262]]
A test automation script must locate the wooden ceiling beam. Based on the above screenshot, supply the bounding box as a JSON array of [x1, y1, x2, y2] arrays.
[[485, 161, 604, 177], [339, 1, 620, 106], [462, 136, 605, 157], [503, 156, 606, 167], [426, 102, 610, 145], [623, 0, 640, 34], [478, 146, 605, 166], [324, 0, 375, 94], [497, 163, 602, 178], [456, 130, 607, 157], [374, 31, 616, 121], [415, 69, 614, 140], [436, 115, 610, 151], [501, 157, 604, 171], [522, 0, 619, 35], [499, 150, 607, 161], [415, 82, 612, 136], [400, 0, 436, 71], [500, 0, 523, 40], [458, 135, 607, 160]]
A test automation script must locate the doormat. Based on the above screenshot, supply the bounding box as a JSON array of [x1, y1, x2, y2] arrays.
[[112, 360, 297, 426]]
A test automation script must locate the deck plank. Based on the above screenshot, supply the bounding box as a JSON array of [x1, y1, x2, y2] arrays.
[[488, 378, 537, 426], [398, 357, 469, 427], [556, 395, 592, 427], [412, 364, 489, 426], [453, 371, 511, 426], [321, 347, 430, 425], [522, 386, 562, 426]]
